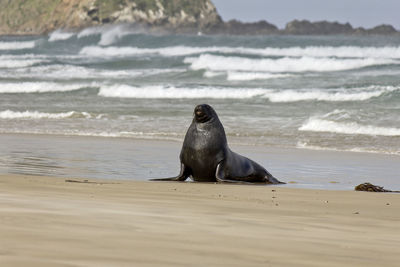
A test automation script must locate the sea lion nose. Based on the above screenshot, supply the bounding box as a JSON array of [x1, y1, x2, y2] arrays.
[[194, 105, 204, 116]]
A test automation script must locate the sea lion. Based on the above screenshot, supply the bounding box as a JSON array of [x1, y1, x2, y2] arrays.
[[151, 104, 283, 184]]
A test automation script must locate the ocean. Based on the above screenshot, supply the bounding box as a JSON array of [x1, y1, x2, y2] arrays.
[[1, 25, 400, 189]]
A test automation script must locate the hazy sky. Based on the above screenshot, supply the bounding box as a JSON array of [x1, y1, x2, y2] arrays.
[[212, 0, 400, 30]]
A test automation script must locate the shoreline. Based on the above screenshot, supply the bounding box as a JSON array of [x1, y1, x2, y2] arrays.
[[2, 130, 399, 156], [1, 133, 400, 191], [1, 173, 399, 266]]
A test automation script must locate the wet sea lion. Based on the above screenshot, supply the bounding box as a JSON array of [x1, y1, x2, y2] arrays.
[[151, 104, 283, 184]]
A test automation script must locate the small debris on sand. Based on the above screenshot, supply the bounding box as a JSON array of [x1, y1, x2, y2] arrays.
[[354, 183, 399, 193]]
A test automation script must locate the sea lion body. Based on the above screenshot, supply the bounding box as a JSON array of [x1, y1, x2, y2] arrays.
[[180, 114, 226, 182], [151, 104, 283, 184]]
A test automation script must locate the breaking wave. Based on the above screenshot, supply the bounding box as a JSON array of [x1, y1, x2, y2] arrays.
[[98, 85, 267, 98], [0, 62, 185, 79], [79, 45, 229, 57], [296, 141, 400, 155], [48, 29, 75, 42], [0, 82, 95, 93], [203, 71, 292, 81], [8, 64, 143, 79], [0, 59, 45, 68], [76, 24, 148, 45], [0, 54, 49, 68], [226, 72, 292, 81], [80, 46, 154, 56], [98, 84, 397, 101], [0, 41, 36, 50], [77, 26, 104, 39], [78, 44, 400, 58], [248, 45, 400, 59], [262, 86, 397, 102], [98, 25, 134, 46], [299, 118, 400, 136], [0, 110, 96, 119], [184, 54, 395, 73]]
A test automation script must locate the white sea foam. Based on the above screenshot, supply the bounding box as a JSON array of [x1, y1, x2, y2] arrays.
[[0, 110, 92, 119], [98, 85, 268, 99], [203, 71, 224, 78], [247, 46, 400, 59], [299, 118, 400, 136], [262, 86, 397, 102], [77, 24, 145, 45], [77, 26, 104, 38], [79, 45, 209, 57], [80, 46, 151, 56], [0, 41, 36, 50], [98, 25, 133, 46], [48, 29, 75, 42], [79, 45, 400, 58], [98, 84, 398, 101], [184, 54, 395, 73], [0, 62, 185, 79], [0, 54, 51, 68], [296, 141, 400, 155], [320, 109, 352, 120], [226, 72, 292, 81], [0, 82, 94, 93], [0, 59, 44, 68], [0, 128, 183, 141], [18, 64, 142, 79], [203, 70, 291, 80]]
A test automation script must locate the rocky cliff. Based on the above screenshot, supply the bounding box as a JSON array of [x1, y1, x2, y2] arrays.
[[0, 0, 398, 36], [0, 0, 222, 35]]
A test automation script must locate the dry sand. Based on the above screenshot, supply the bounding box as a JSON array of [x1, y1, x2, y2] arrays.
[[1, 174, 399, 267]]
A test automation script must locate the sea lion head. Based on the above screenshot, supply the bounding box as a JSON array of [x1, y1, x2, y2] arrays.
[[193, 104, 218, 123]]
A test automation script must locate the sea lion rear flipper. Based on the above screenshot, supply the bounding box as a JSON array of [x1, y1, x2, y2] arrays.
[[149, 163, 189, 181], [215, 162, 252, 184], [216, 159, 284, 184], [265, 173, 285, 184]]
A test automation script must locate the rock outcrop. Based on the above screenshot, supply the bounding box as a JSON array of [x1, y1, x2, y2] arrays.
[[367, 24, 398, 35], [284, 20, 399, 35], [0, 0, 222, 35], [284, 20, 353, 35]]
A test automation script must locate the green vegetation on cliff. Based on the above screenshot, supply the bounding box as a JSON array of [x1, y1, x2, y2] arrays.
[[0, 0, 63, 33]]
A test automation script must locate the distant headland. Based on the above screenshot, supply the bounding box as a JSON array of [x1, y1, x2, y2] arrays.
[[0, 0, 398, 36]]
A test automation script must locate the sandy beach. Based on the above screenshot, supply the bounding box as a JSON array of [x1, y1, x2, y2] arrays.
[[1, 4, 400, 266], [1, 174, 399, 266]]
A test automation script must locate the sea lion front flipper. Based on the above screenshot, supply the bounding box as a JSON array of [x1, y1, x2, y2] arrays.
[[215, 161, 229, 182], [149, 163, 189, 181]]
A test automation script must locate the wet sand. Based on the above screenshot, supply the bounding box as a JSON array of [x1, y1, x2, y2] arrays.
[[1, 133, 400, 190], [1, 174, 399, 266]]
